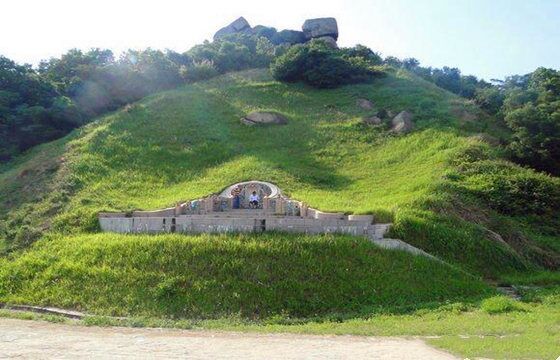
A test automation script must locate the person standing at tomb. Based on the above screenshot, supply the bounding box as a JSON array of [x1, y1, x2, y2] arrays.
[[249, 191, 260, 208]]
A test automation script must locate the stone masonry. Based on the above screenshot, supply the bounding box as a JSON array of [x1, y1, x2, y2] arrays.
[[99, 181, 388, 240], [99, 181, 433, 258]]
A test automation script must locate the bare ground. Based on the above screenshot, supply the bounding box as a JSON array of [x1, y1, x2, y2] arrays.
[[0, 318, 457, 359]]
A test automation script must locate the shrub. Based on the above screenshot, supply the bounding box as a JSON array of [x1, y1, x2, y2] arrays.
[[459, 160, 560, 215], [270, 41, 380, 88], [481, 296, 525, 314], [181, 61, 219, 83], [505, 103, 560, 176], [187, 34, 277, 74]]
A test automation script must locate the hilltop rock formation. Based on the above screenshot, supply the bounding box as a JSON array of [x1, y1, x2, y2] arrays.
[[213, 17, 338, 47], [241, 111, 288, 126], [302, 17, 338, 40], [391, 111, 414, 133], [273, 30, 306, 45], [214, 17, 252, 40]]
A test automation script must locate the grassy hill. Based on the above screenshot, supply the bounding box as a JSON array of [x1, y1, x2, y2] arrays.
[[0, 232, 489, 318], [0, 68, 558, 319]]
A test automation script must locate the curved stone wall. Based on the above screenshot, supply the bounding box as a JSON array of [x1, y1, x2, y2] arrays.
[[98, 181, 388, 238]]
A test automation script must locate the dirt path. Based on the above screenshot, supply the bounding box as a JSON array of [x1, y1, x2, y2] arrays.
[[0, 318, 457, 359]]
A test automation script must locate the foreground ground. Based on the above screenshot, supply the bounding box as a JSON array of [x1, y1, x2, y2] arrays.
[[0, 318, 456, 359], [1, 285, 558, 360]]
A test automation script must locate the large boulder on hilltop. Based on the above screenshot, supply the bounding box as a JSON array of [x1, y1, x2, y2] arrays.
[[214, 17, 251, 40], [272, 30, 306, 45], [241, 111, 288, 126], [302, 17, 338, 40], [391, 111, 414, 133]]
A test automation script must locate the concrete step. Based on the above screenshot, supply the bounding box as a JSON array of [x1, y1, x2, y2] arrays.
[[372, 238, 440, 261], [197, 210, 281, 218], [195, 213, 286, 219]]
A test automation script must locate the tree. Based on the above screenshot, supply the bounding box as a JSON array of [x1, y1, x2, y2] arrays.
[[383, 56, 402, 68], [505, 103, 560, 175], [402, 58, 420, 70], [432, 67, 462, 94], [475, 87, 505, 114], [344, 45, 383, 65], [500, 68, 560, 175]]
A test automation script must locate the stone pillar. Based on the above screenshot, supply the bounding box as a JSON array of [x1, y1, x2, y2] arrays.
[[207, 196, 216, 213], [263, 197, 269, 210], [276, 198, 286, 215], [301, 202, 308, 218]]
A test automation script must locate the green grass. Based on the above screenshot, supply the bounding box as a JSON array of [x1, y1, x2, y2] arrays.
[[2, 68, 551, 277], [0, 232, 490, 318]]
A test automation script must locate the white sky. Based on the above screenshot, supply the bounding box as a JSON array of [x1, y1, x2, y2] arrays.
[[1, 0, 559, 80]]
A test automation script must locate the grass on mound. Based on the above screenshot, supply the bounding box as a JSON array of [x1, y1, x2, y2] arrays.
[[0, 232, 491, 318]]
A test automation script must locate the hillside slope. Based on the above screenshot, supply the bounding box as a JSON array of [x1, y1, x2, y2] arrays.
[[0, 232, 490, 318], [0, 68, 558, 286]]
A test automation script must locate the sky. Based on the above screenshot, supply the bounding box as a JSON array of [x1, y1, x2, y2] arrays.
[[1, 0, 559, 80]]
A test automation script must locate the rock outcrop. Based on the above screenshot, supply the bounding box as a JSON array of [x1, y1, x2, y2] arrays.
[[273, 30, 306, 45], [391, 111, 414, 133], [213, 17, 339, 47], [356, 98, 374, 110], [302, 17, 338, 40], [241, 111, 288, 126], [363, 116, 383, 126], [214, 17, 252, 40]]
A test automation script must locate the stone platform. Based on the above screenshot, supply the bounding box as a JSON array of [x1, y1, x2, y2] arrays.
[[99, 181, 390, 240]]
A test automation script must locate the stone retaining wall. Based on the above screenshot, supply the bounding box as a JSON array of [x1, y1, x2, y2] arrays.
[[98, 181, 390, 239], [99, 215, 389, 240]]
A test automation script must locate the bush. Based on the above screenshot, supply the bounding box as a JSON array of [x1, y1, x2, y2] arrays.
[[505, 103, 560, 175], [187, 34, 276, 74], [481, 296, 525, 314], [459, 160, 560, 215], [181, 61, 219, 83], [270, 41, 380, 88]]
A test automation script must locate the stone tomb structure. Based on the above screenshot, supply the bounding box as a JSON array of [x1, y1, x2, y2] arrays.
[[99, 181, 389, 240]]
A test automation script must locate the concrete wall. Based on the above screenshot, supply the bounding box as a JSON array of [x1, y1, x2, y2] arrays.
[[99, 215, 389, 239]]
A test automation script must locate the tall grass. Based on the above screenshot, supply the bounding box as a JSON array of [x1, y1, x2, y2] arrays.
[[0, 232, 490, 318]]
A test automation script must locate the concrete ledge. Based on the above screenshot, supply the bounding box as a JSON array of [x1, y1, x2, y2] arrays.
[[313, 211, 345, 220], [132, 208, 175, 217], [347, 214, 374, 223], [372, 238, 437, 260], [0, 303, 85, 319], [99, 212, 127, 218]]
